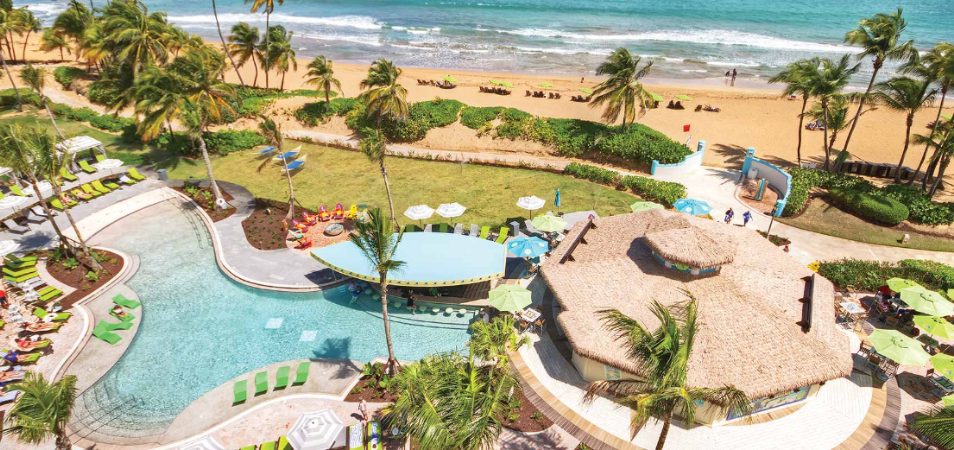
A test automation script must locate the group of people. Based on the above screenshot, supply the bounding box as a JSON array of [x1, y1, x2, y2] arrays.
[[570, 95, 592, 102], [723, 207, 753, 226], [724, 68, 739, 86]]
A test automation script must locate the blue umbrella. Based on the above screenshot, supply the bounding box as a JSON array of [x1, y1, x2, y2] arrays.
[[554, 189, 561, 208], [507, 236, 549, 258], [673, 198, 711, 216]]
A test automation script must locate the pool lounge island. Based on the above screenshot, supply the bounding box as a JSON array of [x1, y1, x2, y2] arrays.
[[541, 209, 854, 425]]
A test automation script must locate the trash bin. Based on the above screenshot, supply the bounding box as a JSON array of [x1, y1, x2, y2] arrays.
[[157, 169, 168, 181]]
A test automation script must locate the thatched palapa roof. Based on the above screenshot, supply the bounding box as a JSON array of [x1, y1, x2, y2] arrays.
[[541, 209, 851, 399], [645, 226, 734, 267]]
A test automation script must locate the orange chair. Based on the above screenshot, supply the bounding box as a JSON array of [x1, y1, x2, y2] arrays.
[[302, 211, 317, 226], [333, 203, 345, 220], [318, 205, 330, 222], [295, 238, 313, 249]]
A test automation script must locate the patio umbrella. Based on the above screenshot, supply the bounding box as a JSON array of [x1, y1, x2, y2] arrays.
[[287, 409, 344, 450], [516, 195, 545, 218], [649, 92, 664, 102], [944, 394, 954, 407], [579, 87, 593, 95], [537, 82, 553, 89], [488, 284, 532, 312], [631, 201, 664, 213], [676, 94, 692, 101], [404, 204, 434, 224], [554, 189, 561, 208], [179, 436, 226, 450], [886, 277, 921, 292], [913, 315, 954, 340], [436, 202, 467, 218], [507, 236, 549, 258], [931, 354, 954, 380], [531, 214, 567, 233], [900, 287, 954, 317], [443, 75, 457, 83], [0, 240, 20, 257], [673, 198, 711, 216], [869, 329, 931, 366], [490, 79, 513, 88]]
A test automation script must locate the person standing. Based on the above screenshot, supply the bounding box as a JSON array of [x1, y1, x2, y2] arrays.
[[724, 208, 735, 224], [742, 211, 752, 226]]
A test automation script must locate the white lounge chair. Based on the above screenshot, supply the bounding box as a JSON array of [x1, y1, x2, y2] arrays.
[[25, 210, 46, 224], [3, 219, 28, 234]]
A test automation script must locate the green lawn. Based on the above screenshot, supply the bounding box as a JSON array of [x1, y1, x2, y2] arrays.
[[779, 197, 954, 252]]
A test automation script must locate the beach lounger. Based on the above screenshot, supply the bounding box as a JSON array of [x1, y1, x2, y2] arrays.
[[97, 318, 133, 331], [282, 155, 307, 173], [30, 205, 49, 217], [25, 321, 62, 333], [113, 294, 141, 309], [293, 361, 310, 385], [94, 153, 106, 163], [104, 179, 121, 190], [402, 224, 421, 233], [0, 371, 25, 384], [17, 352, 42, 364], [25, 209, 46, 224], [495, 227, 509, 244], [119, 175, 136, 185], [3, 219, 29, 234], [5, 272, 38, 283], [239, 446, 255, 450], [0, 390, 20, 405], [275, 366, 290, 390], [78, 160, 97, 174], [423, 224, 433, 232], [81, 184, 102, 197], [92, 326, 122, 344], [260, 441, 277, 450], [60, 167, 78, 182], [34, 307, 72, 322], [254, 371, 268, 395], [278, 436, 291, 450], [454, 223, 463, 234], [15, 339, 50, 352], [9, 185, 28, 197], [7, 254, 37, 264], [128, 168, 146, 181], [469, 224, 479, 236], [91, 180, 112, 194], [479, 226, 491, 239], [50, 198, 67, 211], [233, 380, 248, 405], [348, 424, 364, 450], [71, 188, 92, 200], [258, 145, 277, 156], [39, 286, 63, 302], [367, 421, 380, 450], [436, 223, 449, 233], [4, 266, 38, 278]]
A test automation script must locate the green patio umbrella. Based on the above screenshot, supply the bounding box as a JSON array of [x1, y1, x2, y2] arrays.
[[443, 75, 457, 84], [631, 201, 665, 213], [913, 315, 954, 340], [943, 394, 954, 407], [649, 92, 664, 102], [490, 79, 513, 88], [869, 329, 931, 366], [531, 214, 567, 233], [488, 284, 532, 312], [900, 287, 954, 317], [886, 277, 921, 292], [676, 94, 692, 101], [931, 354, 954, 380], [580, 87, 593, 95], [537, 82, 553, 89]]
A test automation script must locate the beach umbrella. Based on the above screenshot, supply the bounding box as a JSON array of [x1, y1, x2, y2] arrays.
[[404, 204, 434, 223], [931, 354, 954, 380], [0, 239, 20, 257], [436, 202, 466, 218], [676, 94, 692, 101], [673, 198, 711, 216], [443, 75, 457, 83], [869, 329, 930, 366], [886, 277, 921, 293], [554, 189, 561, 208], [531, 214, 567, 233], [488, 284, 532, 312], [537, 82, 553, 89], [631, 201, 664, 213], [179, 436, 226, 450], [649, 92, 664, 102], [507, 236, 549, 258], [913, 315, 954, 340], [287, 409, 344, 450], [516, 195, 545, 218], [490, 79, 513, 88], [944, 394, 954, 407], [900, 287, 954, 317], [579, 87, 593, 95]]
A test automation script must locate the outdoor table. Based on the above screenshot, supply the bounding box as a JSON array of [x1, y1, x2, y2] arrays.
[[94, 159, 124, 170], [840, 301, 865, 316], [519, 308, 541, 323]]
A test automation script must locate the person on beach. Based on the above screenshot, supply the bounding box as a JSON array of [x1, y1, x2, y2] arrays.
[[742, 211, 752, 226], [724, 208, 734, 224]]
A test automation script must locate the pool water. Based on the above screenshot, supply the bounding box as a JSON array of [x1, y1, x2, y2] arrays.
[[74, 202, 473, 437]]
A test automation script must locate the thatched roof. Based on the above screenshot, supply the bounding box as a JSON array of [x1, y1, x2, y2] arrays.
[[645, 226, 734, 268], [541, 209, 851, 399]]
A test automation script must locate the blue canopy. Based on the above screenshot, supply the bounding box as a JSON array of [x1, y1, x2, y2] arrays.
[[507, 236, 549, 258], [673, 198, 712, 216], [312, 232, 507, 287]]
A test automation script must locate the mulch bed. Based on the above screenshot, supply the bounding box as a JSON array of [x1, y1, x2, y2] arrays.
[[241, 198, 302, 250], [503, 386, 554, 433], [345, 377, 399, 403], [43, 249, 124, 309], [173, 186, 236, 222]]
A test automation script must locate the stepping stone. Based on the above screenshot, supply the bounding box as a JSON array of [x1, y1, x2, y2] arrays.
[[265, 318, 284, 329], [300, 330, 317, 342]]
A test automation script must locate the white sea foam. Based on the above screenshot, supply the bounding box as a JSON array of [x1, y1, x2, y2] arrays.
[[513, 46, 612, 56], [299, 32, 382, 47], [168, 13, 382, 30]]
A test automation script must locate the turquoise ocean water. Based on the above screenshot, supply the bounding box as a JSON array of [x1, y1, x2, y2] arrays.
[[16, 0, 954, 82]]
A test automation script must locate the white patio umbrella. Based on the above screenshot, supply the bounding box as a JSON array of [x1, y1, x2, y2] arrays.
[[0, 240, 20, 257], [287, 409, 345, 450], [516, 195, 545, 218], [177, 435, 226, 450], [436, 202, 467, 218], [403, 204, 434, 225]]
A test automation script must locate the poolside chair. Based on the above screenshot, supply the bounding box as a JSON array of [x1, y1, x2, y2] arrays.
[[495, 227, 509, 244], [9, 185, 28, 197], [282, 155, 307, 173], [97, 318, 133, 331], [17, 352, 42, 364], [479, 226, 491, 239], [94, 153, 106, 163], [119, 175, 136, 185], [60, 167, 78, 182], [91, 180, 112, 194], [275, 366, 290, 390], [4, 257, 36, 270], [436, 223, 450, 233], [0, 390, 20, 405], [81, 184, 102, 197], [103, 179, 121, 190], [347, 425, 364, 450], [71, 188, 92, 201], [278, 436, 291, 450], [293, 361, 310, 386], [25, 209, 46, 224], [4, 272, 37, 283], [423, 224, 433, 232], [3, 266, 37, 278], [127, 168, 146, 181], [78, 160, 98, 174], [254, 371, 268, 395], [30, 206, 49, 218], [113, 294, 141, 309], [402, 224, 421, 233], [233, 380, 248, 405], [453, 223, 464, 234], [3, 218, 29, 234], [34, 307, 72, 322], [92, 325, 122, 345], [239, 446, 256, 450], [5, 254, 37, 266], [260, 440, 277, 450], [469, 224, 479, 236], [39, 286, 63, 302]]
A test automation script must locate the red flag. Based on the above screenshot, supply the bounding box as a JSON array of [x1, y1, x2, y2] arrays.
[[683, 124, 691, 132]]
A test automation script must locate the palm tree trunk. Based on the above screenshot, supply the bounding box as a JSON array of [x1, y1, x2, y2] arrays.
[[379, 273, 398, 372], [379, 158, 398, 227], [212, 0, 244, 87], [6, 32, 16, 62], [59, 47, 64, 61], [283, 158, 295, 221], [263, 11, 270, 90], [21, 30, 32, 64], [27, 178, 70, 255], [53, 182, 103, 272], [280, 70, 285, 91], [655, 415, 672, 450], [912, 91, 947, 185], [41, 98, 65, 140], [796, 95, 808, 166], [252, 56, 259, 87], [842, 63, 881, 152], [923, 149, 941, 191], [929, 154, 950, 197], [324, 89, 330, 104], [198, 131, 226, 208], [822, 100, 832, 171], [895, 114, 913, 182], [0, 49, 22, 111], [55, 427, 71, 450]]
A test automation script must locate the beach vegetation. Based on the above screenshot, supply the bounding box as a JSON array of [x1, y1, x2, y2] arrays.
[[910, 406, 954, 449], [52, 66, 86, 90], [227, 22, 261, 86], [260, 25, 296, 91], [460, 106, 505, 130], [39, 27, 71, 61], [807, 94, 852, 152], [294, 98, 357, 126], [20, 65, 65, 139], [563, 162, 686, 207], [818, 258, 954, 292], [359, 58, 409, 223], [799, 55, 859, 171], [902, 42, 954, 189], [211, 0, 245, 87], [245, 0, 284, 89], [872, 76, 937, 182], [912, 117, 954, 197], [2, 372, 78, 450], [305, 55, 343, 104], [589, 48, 654, 128], [828, 186, 909, 225]]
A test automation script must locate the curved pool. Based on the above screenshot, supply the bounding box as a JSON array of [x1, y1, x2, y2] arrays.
[[73, 201, 473, 439]]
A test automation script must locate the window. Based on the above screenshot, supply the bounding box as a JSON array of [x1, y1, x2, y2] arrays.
[[604, 365, 622, 380]]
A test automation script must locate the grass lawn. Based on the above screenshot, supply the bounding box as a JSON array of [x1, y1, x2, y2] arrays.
[[779, 197, 954, 252]]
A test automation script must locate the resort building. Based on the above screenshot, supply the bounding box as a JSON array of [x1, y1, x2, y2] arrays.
[[540, 209, 853, 425]]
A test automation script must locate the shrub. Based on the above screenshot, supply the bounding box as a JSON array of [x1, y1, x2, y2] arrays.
[[382, 99, 464, 142], [620, 175, 687, 207], [818, 258, 954, 291], [86, 80, 123, 107], [88, 114, 134, 132], [53, 67, 87, 90], [460, 106, 503, 130], [202, 130, 266, 155], [0, 88, 40, 108], [828, 187, 909, 225], [882, 184, 954, 225], [898, 259, 954, 290], [294, 98, 358, 126], [563, 162, 621, 185]]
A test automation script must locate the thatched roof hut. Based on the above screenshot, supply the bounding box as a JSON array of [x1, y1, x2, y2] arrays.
[[541, 209, 851, 399]]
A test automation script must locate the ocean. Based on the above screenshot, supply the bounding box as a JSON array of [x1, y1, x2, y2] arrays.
[[16, 0, 954, 84]]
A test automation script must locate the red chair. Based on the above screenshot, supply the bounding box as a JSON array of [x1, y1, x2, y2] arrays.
[[332, 203, 345, 220], [318, 205, 330, 222], [295, 238, 313, 249]]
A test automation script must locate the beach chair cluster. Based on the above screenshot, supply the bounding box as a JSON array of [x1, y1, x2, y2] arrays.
[[261, 146, 307, 173], [2, 255, 65, 305], [49, 168, 146, 212], [289, 203, 358, 249], [403, 222, 510, 244], [91, 294, 141, 345], [233, 361, 311, 405]]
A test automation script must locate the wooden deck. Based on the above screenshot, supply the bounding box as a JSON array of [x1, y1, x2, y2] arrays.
[[834, 370, 902, 450]]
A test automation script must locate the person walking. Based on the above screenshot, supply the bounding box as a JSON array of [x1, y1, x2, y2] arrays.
[[724, 208, 735, 224], [742, 211, 752, 226]]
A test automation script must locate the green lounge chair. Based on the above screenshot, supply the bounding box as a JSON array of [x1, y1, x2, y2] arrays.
[[97, 318, 133, 331], [95, 153, 106, 163], [5, 254, 37, 264], [128, 167, 146, 181], [0, 320, 5, 329], [495, 227, 509, 244], [274, 366, 290, 390], [78, 160, 97, 174], [5, 272, 38, 283], [278, 436, 291, 450], [91, 180, 111, 194], [92, 325, 122, 344], [70, 188, 92, 201], [34, 307, 72, 322], [109, 309, 135, 321], [60, 167, 78, 182], [348, 424, 364, 450], [233, 380, 248, 405], [104, 179, 120, 190], [254, 371, 268, 395], [39, 286, 63, 302], [293, 361, 310, 386], [402, 224, 421, 233], [120, 176, 136, 185], [479, 226, 491, 239], [5, 259, 36, 270], [239, 446, 256, 450], [113, 294, 141, 309], [260, 441, 277, 450], [9, 185, 28, 197], [81, 184, 102, 197], [18, 352, 42, 364], [3, 266, 37, 278]]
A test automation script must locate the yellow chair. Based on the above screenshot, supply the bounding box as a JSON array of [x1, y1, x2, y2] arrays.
[[345, 204, 358, 219]]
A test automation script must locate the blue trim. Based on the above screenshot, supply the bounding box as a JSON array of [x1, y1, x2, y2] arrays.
[[650, 140, 707, 175], [742, 148, 792, 217]]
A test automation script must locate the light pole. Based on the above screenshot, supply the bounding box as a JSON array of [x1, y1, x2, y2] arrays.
[[766, 205, 777, 237]]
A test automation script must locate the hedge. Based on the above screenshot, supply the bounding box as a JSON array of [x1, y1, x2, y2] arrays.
[[460, 106, 504, 130], [53, 67, 87, 89], [563, 162, 686, 207], [381, 99, 464, 142], [882, 184, 954, 225], [294, 98, 359, 126], [47, 103, 135, 134], [0, 88, 41, 108], [828, 187, 909, 225], [153, 130, 265, 155], [818, 258, 954, 292]]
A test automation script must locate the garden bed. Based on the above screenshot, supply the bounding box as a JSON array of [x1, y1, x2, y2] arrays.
[[241, 198, 316, 251], [174, 185, 236, 222], [44, 248, 124, 309], [502, 385, 554, 433]]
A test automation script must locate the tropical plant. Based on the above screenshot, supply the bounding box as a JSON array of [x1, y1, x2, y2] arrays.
[[20, 64, 65, 139], [257, 115, 297, 220], [807, 95, 851, 152], [584, 296, 750, 450], [359, 130, 401, 227], [211, 0, 244, 86], [349, 208, 404, 372], [1, 372, 78, 450], [909, 405, 954, 449], [305, 55, 342, 104], [99, 0, 171, 78], [802, 55, 859, 171], [245, 0, 283, 89], [14, 8, 40, 63], [769, 57, 821, 165], [359, 59, 408, 224], [39, 28, 71, 61], [469, 314, 529, 369], [913, 121, 954, 197], [228, 22, 260, 86], [589, 48, 654, 128], [841, 8, 915, 151], [872, 76, 937, 182], [51, 0, 91, 53], [261, 25, 296, 91], [903, 42, 954, 187]]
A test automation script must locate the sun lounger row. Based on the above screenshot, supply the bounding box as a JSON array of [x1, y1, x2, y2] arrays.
[[403, 223, 509, 243], [91, 294, 141, 345], [2, 256, 64, 304], [233, 361, 310, 405], [239, 436, 293, 450]]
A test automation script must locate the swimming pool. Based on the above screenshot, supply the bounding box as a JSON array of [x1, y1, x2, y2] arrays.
[[73, 201, 473, 439]]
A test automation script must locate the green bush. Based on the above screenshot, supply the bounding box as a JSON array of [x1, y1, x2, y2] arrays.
[[86, 80, 123, 107], [53, 67, 87, 89], [882, 184, 954, 225], [563, 162, 621, 185], [88, 114, 134, 132], [899, 259, 954, 289], [382, 99, 464, 142], [0, 88, 40, 108], [202, 130, 266, 155], [460, 106, 503, 130], [784, 168, 875, 216], [828, 187, 909, 225], [294, 98, 358, 126], [562, 162, 686, 207], [818, 258, 954, 292]]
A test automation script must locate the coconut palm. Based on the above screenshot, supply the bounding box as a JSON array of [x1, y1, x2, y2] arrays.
[[19, 64, 64, 139], [841, 8, 915, 151], [262, 25, 295, 91], [913, 121, 954, 197], [360, 59, 408, 225], [257, 115, 297, 220], [872, 76, 937, 182], [469, 314, 529, 370], [769, 57, 821, 166], [245, 0, 283, 90], [211, 0, 244, 86], [305, 55, 342, 104], [1, 372, 78, 450], [15, 8, 40, 63], [903, 42, 954, 187], [808, 94, 851, 152], [801, 55, 859, 171], [359, 131, 400, 229], [910, 405, 954, 449], [0, 42, 20, 111], [99, 0, 170, 78], [584, 296, 750, 450], [589, 48, 654, 128], [349, 207, 404, 372], [227, 22, 260, 86], [39, 28, 70, 61], [51, 0, 91, 51]]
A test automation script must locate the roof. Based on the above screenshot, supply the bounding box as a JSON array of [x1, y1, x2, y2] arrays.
[[312, 232, 506, 287], [645, 226, 735, 268], [541, 209, 851, 399], [55, 136, 104, 154]]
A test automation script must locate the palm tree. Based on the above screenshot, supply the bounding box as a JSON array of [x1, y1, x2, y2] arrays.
[[360, 59, 408, 225], [16, 8, 40, 63], [100, 0, 170, 78], [769, 58, 821, 166], [841, 8, 915, 151], [913, 121, 954, 197], [349, 207, 404, 372], [0, 43, 20, 111], [39, 28, 71, 61], [211, 0, 244, 86], [227, 22, 260, 87], [584, 296, 750, 450], [245, 0, 283, 90], [903, 42, 954, 186], [305, 55, 342, 103], [802, 55, 859, 171], [20, 64, 65, 139], [469, 314, 529, 370], [808, 95, 851, 152], [1, 372, 78, 450], [872, 76, 937, 182], [589, 48, 654, 128], [359, 131, 400, 228], [51, 0, 91, 53], [910, 405, 954, 449], [262, 25, 295, 91], [258, 115, 297, 220]]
